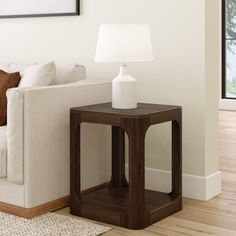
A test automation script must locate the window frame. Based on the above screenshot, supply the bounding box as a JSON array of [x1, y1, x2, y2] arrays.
[[222, 0, 236, 99], [222, 0, 226, 99]]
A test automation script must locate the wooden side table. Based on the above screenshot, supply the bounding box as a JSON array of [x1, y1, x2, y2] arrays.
[[70, 103, 182, 230]]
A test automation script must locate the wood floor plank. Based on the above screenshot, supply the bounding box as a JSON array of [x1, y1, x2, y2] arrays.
[[147, 217, 236, 236], [220, 159, 236, 173], [173, 207, 236, 231], [219, 190, 236, 201], [183, 198, 236, 219]]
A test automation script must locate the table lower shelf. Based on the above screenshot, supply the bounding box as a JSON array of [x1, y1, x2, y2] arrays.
[[71, 186, 182, 229]]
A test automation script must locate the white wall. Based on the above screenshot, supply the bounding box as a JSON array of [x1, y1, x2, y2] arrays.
[[205, 0, 220, 176], [0, 0, 220, 199]]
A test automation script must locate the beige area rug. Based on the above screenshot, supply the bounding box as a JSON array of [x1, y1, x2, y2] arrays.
[[0, 212, 111, 236]]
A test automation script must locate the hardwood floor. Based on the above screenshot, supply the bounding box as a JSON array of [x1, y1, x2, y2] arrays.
[[57, 110, 236, 235]]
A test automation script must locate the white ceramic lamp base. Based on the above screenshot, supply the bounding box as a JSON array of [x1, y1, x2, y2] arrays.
[[112, 65, 137, 109]]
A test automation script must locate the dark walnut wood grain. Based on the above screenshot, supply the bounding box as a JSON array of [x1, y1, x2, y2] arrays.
[[70, 103, 182, 229]]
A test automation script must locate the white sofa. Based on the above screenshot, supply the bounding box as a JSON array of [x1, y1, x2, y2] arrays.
[[0, 63, 111, 216]]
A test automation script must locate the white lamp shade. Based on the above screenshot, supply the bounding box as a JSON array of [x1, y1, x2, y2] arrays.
[[95, 24, 154, 63]]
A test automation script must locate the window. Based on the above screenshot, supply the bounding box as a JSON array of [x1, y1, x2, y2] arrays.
[[222, 0, 236, 99]]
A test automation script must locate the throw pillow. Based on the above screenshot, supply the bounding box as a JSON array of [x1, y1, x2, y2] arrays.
[[0, 70, 21, 126], [19, 61, 56, 88]]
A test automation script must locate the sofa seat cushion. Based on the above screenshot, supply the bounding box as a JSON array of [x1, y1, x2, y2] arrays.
[[0, 126, 7, 177]]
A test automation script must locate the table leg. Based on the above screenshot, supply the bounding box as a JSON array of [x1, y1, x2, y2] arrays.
[[70, 112, 81, 215], [171, 114, 182, 200], [110, 126, 128, 187], [122, 118, 150, 229]]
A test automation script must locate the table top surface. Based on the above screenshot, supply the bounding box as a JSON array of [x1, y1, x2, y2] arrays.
[[71, 103, 181, 118]]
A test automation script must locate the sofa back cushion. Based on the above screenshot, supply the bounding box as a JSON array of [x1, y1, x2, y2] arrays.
[[0, 70, 21, 125], [0, 63, 86, 85], [0, 63, 10, 72], [54, 64, 86, 85], [8, 63, 28, 75]]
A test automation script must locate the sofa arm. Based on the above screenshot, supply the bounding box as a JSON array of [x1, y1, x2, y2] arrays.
[[24, 81, 112, 207], [7, 87, 25, 183], [7, 81, 111, 188]]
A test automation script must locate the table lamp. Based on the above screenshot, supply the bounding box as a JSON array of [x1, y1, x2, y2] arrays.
[[95, 24, 153, 109]]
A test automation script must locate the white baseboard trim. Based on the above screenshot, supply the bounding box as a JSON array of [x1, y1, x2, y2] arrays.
[[125, 165, 221, 201]]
